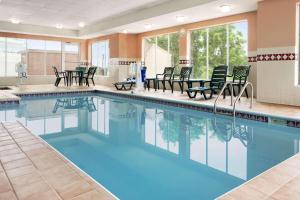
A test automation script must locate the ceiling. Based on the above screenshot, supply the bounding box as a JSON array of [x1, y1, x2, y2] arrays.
[[0, 0, 258, 38], [0, 0, 167, 29], [108, 0, 257, 35]]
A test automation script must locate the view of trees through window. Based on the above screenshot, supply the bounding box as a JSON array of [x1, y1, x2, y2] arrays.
[[191, 21, 248, 79], [143, 33, 179, 78], [0, 37, 80, 77]]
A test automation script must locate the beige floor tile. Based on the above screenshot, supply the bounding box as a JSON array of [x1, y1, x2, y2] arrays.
[[57, 180, 93, 199], [0, 144, 18, 152], [18, 139, 40, 146], [23, 189, 62, 200], [71, 189, 116, 200], [0, 136, 12, 142], [0, 140, 15, 147], [0, 173, 12, 193], [0, 152, 26, 163], [21, 143, 45, 152], [14, 180, 52, 200], [10, 172, 42, 187], [0, 148, 22, 157], [6, 165, 36, 178], [14, 136, 37, 143], [25, 146, 52, 157], [0, 191, 18, 200], [32, 155, 65, 171], [223, 186, 267, 200], [46, 171, 83, 190], [270, 175, 300, 200], [3, 158, 33, 170]]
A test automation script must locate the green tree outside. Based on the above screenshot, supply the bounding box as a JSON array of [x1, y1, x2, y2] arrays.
[[191, 23, 248, 79]]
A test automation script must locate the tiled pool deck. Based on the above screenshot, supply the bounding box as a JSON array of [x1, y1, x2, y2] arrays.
[[0, 121, 116, 200], [0, 84, 300, 200]]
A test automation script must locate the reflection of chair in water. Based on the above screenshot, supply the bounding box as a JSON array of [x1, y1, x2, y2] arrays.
[[52, 97, 97, 113], [213, 118, 253, 146]]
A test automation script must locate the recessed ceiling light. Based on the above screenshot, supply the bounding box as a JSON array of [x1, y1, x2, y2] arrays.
[[220, 5, 231, 13], [10, 18, 20, 24], [56, 24, 63, 29], [122, 29, 128, 34], [78, 22, 85, 28], [176, 16, 187, 23], [144, 24, 153, 29]]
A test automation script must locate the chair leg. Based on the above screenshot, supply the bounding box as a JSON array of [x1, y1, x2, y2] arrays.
[[187, 90, 198, 98], [245, 88, 249, 98], [91, 78, 95, 86], [86, 79, 89, 87], [171, 82, 174, 93], [56, 78, 61, 87], [179, 82, 183, 94], [168, 80, 172, 90], [162, 81, 166, 92]]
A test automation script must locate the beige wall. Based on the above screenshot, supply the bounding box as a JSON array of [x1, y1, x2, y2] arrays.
[[256, 0, 300, 106]]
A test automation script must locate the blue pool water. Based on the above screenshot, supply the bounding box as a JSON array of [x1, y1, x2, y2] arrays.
[[1, 94, 300, 200]]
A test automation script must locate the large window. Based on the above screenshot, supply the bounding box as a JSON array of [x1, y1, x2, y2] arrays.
[[0, 37, 80, 77], [0, 38, 26, 77], [191, 21, 248, 79], [91, 40, 110, 76], [143, 33, 180, 78]]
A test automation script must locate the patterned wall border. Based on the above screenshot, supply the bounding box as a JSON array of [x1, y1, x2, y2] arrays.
[[248, 56, 257, 63], [248, 53, 297, 63], [179, 60, 192, 64], [118, 61, 137, 65], [5, 89, 300, 129]]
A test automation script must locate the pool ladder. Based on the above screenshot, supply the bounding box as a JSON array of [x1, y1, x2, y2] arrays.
[[214, 82, 253, 117]]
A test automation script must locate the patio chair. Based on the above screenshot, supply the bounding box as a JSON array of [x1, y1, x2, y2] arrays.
[[114, 78, 136, 91], [73, 66, 87, 84], [225, 65, 251, 98], [156, 67, 175, 92], [171, 67, 193, 93], [82, 67, 97, 86], [52, 66, 66, 87], [186, 65, 228, 100]]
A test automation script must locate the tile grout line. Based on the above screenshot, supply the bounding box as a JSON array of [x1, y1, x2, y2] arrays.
[[2, 121, 64, 200], [0, 122, 20, 200]]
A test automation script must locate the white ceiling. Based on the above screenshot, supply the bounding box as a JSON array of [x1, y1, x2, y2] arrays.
[[0, 0, 167, 29], [0, 0, 258, 38], [108, 0, 257, 34]]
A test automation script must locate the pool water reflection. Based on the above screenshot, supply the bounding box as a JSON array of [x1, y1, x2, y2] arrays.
[[1, 94, 299, 200]]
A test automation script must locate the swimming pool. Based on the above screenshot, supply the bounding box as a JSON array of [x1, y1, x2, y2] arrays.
[[1, 93, 299, 200]]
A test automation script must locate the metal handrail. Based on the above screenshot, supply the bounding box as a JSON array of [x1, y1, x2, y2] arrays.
[[214, 82, 233, 114], [233, 82, 253, 117], [214, 81, 254, 117]]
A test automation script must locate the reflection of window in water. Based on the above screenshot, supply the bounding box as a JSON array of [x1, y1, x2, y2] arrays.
[[64, 113, 78, 129], [145, 109, 179, 155], [91, 98, 109, 135], [45, 117, 61, 134], [189, 118, 249, 180]]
